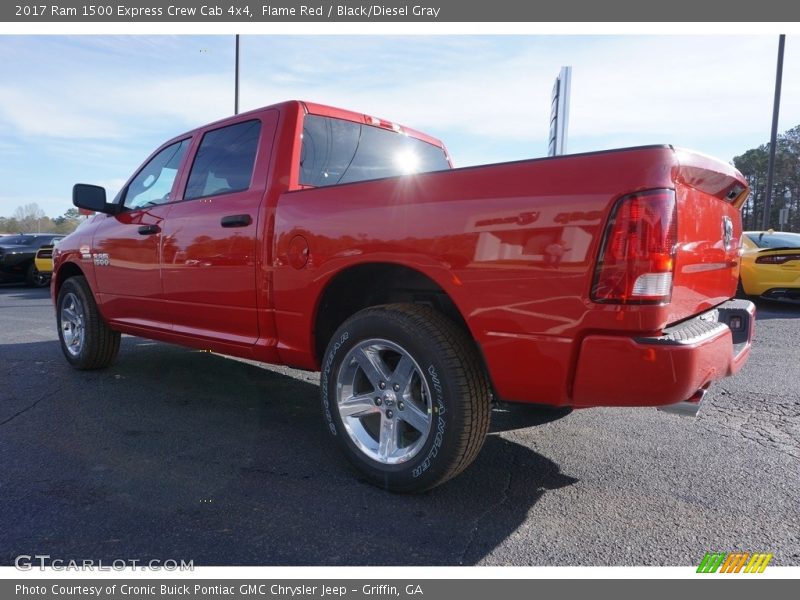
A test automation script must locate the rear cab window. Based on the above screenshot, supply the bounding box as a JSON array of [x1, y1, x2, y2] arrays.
[[299, 114, 450, 187]]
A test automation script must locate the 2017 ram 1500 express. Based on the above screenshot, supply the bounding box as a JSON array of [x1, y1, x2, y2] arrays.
[[54, 101, 755, 491]]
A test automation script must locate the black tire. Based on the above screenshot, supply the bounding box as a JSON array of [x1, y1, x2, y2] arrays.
[[26, 262, 49, 288], [56, 275, 121, 370], [736, 277, 749, 299], [320, 304, 491, 492]]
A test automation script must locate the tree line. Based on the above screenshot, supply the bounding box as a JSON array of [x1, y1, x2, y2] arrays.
[[0, 203, 82, 235], [734, 124, 800, 232]]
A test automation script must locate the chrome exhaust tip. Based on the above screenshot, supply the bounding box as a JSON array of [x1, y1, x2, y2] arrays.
[[658, 386, 708, 417]]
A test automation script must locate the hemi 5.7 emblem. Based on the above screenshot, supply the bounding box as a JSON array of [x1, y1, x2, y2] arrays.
[[93, 253, 110, 266], [722, 216, 734, 251]]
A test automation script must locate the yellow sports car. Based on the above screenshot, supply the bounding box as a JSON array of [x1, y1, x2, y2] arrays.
[[33, 244, 56, 286], [739, 230, 800, 300]]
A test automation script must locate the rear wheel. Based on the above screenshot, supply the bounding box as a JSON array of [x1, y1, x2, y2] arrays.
[[320, 304, 490, 492], [57, 276, 120, 369], [736, 277, 749, 299]]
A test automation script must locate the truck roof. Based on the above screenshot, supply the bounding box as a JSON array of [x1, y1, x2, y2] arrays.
[[173, 100, 447, 152]]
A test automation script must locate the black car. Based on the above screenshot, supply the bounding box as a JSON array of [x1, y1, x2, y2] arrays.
[[0, 234, 65, 287]]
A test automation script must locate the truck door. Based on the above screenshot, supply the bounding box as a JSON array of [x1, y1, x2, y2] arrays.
[[159, 110, 278, 347], [92, 138, 191, 329]]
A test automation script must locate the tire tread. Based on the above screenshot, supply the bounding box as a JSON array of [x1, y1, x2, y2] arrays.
[[330, 303, 491, 491], [58, 276, 120, 370]]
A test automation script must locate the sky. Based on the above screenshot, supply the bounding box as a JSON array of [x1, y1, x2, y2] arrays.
[[0, 34, 798, 219]]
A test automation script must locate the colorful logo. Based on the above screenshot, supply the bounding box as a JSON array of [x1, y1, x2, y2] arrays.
[[697, 552, 773, 573]]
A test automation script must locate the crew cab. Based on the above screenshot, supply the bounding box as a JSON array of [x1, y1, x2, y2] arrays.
[[53, 100, 755, 492]]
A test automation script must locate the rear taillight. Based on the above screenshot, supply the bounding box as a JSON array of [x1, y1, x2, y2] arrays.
[[591, 189, 677, 304], [755, 254, 799, 265]]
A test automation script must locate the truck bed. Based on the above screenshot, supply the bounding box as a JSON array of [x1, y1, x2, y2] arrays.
[[273, 144, 748, 406]]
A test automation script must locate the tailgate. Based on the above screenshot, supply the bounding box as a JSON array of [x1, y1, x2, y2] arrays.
[[668, 149, 749, 323]]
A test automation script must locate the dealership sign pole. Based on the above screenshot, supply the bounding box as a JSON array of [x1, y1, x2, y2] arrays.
[[548, 66, 572, 157]]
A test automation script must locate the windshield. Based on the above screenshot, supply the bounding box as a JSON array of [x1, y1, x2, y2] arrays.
[[745, 232, 800, 249], [299, 114, 450, 187]]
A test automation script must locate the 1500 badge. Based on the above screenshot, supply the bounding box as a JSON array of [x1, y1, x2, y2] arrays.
[[92, 253, 110, 266]]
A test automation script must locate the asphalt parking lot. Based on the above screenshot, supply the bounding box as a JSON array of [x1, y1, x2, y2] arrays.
[[1, 283, 798, 566]]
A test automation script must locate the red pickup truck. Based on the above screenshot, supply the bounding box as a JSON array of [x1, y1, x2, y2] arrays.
[[54, 100, 755, 491]]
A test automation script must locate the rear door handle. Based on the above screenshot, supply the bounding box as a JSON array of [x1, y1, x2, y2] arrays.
[[221, 214, 252, 228], [138, 224, 160, 235]]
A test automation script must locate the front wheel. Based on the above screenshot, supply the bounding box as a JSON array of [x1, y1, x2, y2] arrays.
[[56, 275, 121, 370], [26, 262, 49, 288], [320, 304, 491, 492]]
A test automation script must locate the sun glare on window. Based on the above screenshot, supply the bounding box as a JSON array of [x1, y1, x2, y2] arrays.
[[395, 150, 420, 174]]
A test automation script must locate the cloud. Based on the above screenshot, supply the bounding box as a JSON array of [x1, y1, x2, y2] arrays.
[[232, 35, 800, 158], [0, 87, 125, 139], [0, 35, 798, 216], [566, 37, 799, 139], [239, 37, 551, 140], [2, 35, 798, 148]]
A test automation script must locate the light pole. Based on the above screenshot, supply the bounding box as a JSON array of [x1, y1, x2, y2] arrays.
[[762, 34, 786, 230], [234, 34, 240, 115]]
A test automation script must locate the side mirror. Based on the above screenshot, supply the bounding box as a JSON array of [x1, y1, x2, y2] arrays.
[[72, 184, 117, 214]]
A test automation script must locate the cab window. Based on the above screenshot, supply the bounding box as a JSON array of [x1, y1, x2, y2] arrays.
[[299, 114, 450, 187], [184, 120, 261, 200], [123, 138, 190, 210]]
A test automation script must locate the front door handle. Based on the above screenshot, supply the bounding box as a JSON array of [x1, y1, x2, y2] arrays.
[[138, 224, 160, 235], [221, 214, 252, 228]]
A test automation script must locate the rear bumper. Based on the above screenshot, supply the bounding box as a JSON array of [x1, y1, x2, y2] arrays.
[[761, 287, 800, 301], [742, 265, 800, 296], [572, 299, 755, 407]]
